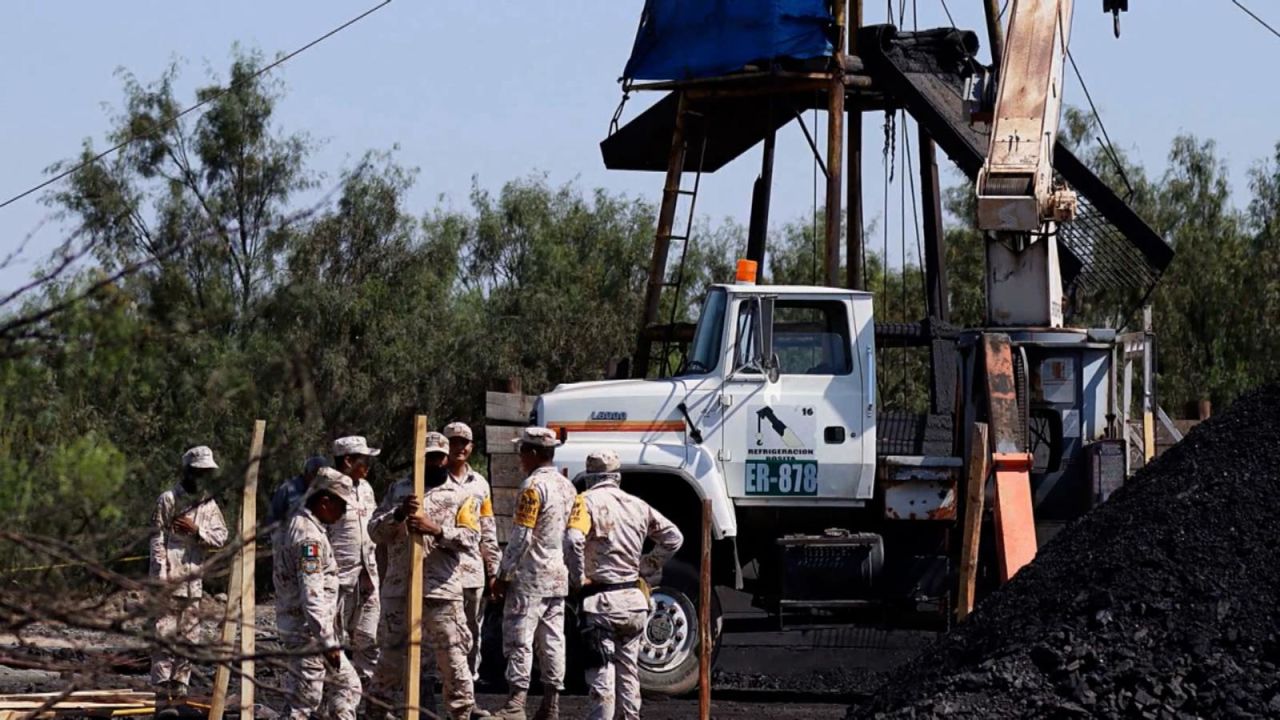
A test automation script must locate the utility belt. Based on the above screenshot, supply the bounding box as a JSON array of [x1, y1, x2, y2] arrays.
[[581, 578, 651, 602]]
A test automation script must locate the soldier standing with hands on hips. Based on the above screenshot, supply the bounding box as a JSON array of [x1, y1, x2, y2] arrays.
[[566, 450, 683, 720]]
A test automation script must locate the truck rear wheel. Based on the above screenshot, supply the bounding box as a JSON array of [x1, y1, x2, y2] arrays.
[[638, 559, 722, 696]]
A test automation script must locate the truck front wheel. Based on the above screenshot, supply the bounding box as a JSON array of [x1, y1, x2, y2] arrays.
[[638, 559, 722, 696]]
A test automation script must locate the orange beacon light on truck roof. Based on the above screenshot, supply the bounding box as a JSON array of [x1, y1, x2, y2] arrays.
[[735, 259, 758, 284]]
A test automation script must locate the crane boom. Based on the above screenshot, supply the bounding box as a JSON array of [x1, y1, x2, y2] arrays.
[[977, 0, 1077, 232]]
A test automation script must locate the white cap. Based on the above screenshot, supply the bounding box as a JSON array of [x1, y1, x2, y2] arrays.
[[443, 422, 473, 442], [306, 467, 358, 505], [425, 432, 449, 456], [331, 436, 381, 457], [512, 426, 561, 448], [182, 446, 219, 470]]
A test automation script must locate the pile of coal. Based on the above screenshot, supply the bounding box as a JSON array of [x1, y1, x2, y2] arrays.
[[851, 385, 1280, 719]]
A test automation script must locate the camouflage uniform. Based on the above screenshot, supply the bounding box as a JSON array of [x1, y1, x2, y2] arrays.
[[148, 446, 228, 692], [274, 473, 362, 720], [447, 448, 502, 679], [325, 472, 381, 688], [368, 439, 483, 720], [497, 443, 577, 695], [566, 450, 683, 720]]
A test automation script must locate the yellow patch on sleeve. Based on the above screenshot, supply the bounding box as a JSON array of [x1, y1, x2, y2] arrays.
[[479, 496, 494, 518], [567, 495, 591, 535], [455, 497, 481, 532], [513, 487, 541, 529]]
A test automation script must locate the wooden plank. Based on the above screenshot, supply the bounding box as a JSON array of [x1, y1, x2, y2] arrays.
[[957, 422, 990, 623], [488, 454, 524, 488], [208, 528, 244, 717], [485, 392, 536, 424], [485, 425, 521, 455], [492, 487, 521, 517], [698, 499, 713, 719], [406, 416, 428, 720], [495, 515, 514, 545], [238, 419, 264, 717]]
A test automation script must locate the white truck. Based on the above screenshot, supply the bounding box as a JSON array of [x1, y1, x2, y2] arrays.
[[532, 280, 946, 694]]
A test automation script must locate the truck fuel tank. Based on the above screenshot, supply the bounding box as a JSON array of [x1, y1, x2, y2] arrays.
[[777, 530, 885, 601]]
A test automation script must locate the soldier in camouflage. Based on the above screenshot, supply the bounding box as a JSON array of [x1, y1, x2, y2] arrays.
[[491, 427, 577, 720], [368, 431, 486, 720], [566, 450, 683, 720], [443, 421, 502, 680], [327, 436, 382, 692], [149, 445, 228, 706], [274, 468, 362, 720]]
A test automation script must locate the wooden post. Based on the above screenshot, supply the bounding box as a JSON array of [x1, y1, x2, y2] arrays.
[[210, 419, 265, 719], [697, 499, 712, 720], [824, 0, 846, 287], [238, 420, 264, 717], [208, 548, 242, 719], [405, 416, 428, 720], [635, 92, 690, 377], [918, 127, 950, 323], [1141, 306, 1156, 463], [957, 422, 989, 622], [983, 0, 1006, 67], [847, 0, 865, 291]]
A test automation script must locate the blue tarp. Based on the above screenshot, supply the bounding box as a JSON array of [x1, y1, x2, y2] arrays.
[[623, 0, 833, 81]]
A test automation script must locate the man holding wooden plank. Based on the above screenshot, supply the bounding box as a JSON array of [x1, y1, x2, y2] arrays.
[[274, 468, 362, 719], [327, 436, 383, 692], [149, 445, 228, 708], [368, 431, 486, 720], [443, 421, 502, 682]]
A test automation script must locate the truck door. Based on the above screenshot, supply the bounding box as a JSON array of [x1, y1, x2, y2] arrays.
[[717, 294, 874, 503]]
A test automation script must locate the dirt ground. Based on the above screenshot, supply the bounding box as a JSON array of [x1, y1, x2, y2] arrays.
[[0, 586, 926, 717]]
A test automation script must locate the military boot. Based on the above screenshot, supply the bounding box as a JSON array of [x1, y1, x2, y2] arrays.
[[490, 688, 528, 720], [532, 689, 560, 720]]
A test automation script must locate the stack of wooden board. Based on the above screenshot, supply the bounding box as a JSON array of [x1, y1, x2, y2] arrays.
[[484, 391, 537, 543], [0, 689, 155, 718]]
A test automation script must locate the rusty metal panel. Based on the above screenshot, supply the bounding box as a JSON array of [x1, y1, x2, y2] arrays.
[[881, 462, 959, 521], [983, 333, 1026, 455]]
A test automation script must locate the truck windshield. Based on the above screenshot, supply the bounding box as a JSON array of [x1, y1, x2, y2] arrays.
[[682, 288, 726, 375]]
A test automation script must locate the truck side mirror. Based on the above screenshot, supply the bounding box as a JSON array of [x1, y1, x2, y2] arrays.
[[760, 295, 779, 383]]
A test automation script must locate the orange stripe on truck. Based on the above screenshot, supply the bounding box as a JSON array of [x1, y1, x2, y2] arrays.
[[549, 420, 685, 433]]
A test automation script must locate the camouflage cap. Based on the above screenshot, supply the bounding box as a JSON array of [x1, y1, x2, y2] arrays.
[[586, 449, 621, 473], [443, 422, 473, 442], [512, 426, 561, 448], [182, 446, 219, 470], [425, 431, 450, 455], [331, 436, 381, 457], [307, 467, 358, 505]]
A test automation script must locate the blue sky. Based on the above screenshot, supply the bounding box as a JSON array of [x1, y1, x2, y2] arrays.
[[1, 1, 1275, 297]]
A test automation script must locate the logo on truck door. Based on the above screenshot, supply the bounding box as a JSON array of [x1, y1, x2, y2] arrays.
[[745, 404, 818, 496]]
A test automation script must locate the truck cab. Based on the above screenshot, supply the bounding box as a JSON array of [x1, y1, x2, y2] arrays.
[[535, 282, 879, 536]]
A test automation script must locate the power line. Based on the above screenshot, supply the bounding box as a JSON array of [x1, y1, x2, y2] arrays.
[[0, 0, 392, 211], [938, 0, 957, 29], [1229, 0, 1280, 41], [1065, 48, 1135, 201]]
